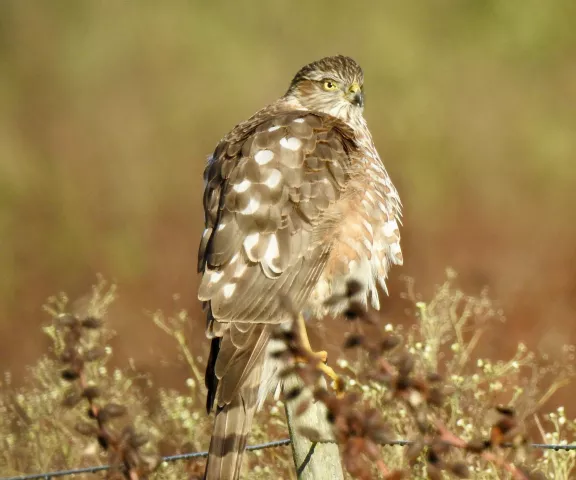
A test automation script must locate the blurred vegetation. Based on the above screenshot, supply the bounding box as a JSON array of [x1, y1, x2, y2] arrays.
[[1, 1, 576, 476], [1, 274, 575, 478]]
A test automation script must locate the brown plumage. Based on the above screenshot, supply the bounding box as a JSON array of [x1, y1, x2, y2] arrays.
[[198, 55, 403, 480]]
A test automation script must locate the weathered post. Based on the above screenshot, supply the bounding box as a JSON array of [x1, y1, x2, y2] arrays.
[[283, 376, 344, 480]]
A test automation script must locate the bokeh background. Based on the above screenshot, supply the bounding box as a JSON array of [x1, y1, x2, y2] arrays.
[[1, 1, 575, 404]]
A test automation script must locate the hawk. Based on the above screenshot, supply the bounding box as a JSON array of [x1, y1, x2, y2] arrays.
[[198, 55, 403, 479]]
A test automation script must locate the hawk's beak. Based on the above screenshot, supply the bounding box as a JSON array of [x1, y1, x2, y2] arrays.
[[347, 83, 364, 107]]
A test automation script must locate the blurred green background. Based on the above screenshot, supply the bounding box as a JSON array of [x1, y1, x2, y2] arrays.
[[1, 0, 575, 395]]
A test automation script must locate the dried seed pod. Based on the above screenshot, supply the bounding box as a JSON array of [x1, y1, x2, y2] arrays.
[[81, 316, 103, 329], [427, 387, 444, 407], [97, 433, 109, 450], [495, 416, 517, 435], [495, 405, 515, 417], [465, 439, 488, 453], [395, 375, 413, 392], [61, 368, 80, 381], [426, 372, 443, 383], [426, 447, 441, 466], [284, 387, 302, 401], [396, 354, 414, 377], [101, 403, 127, 419], [326, 409, 336, 424], [343, 334, 364, 349], [278, 365, 299, 379], [75, 421, 99, 436], [125, 448, 143, 470], [405, 439, 424, 464], [449, 462, 470, 478], [276, 329, 296, 343], [380, 334, 401, 352], [343, 304, 363, 321], [129, 433, 150, 449], [426, 464, 443, 480], [81, 386, 101, 400], [345, 280, 363, 297]]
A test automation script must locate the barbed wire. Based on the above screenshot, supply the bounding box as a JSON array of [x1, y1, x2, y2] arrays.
[[2, 438, 575, 480]]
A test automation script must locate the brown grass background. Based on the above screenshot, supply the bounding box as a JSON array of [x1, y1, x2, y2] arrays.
[[1, 1, 575, 408]]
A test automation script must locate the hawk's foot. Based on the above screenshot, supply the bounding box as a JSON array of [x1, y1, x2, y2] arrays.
[[317, 362, 345, 395], [294, 313, 344, 394]]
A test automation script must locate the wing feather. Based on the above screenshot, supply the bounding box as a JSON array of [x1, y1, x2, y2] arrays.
[[200, 110, 358, 408]]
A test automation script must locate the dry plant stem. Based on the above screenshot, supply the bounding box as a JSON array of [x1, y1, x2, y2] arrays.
[[151, 314, 205, 393], [78, 364, 140, 479], [55, 305, 158, 480], [79, 371, 107, 444], [533, 378, 571, 413], [435, 421, 528, 480]]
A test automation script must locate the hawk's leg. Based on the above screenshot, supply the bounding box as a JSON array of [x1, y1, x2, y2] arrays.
[[294, 313, 344, 393], [295, 312, 328, 362]]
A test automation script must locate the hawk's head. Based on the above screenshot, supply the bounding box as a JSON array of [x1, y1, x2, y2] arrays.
[[285, 55, 365, 123]]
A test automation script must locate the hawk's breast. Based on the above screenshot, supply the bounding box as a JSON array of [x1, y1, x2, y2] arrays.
[[308, 138, 402, 316]]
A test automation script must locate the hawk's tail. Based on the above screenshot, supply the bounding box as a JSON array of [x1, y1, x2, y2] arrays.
[[204, 360, 262, 480]]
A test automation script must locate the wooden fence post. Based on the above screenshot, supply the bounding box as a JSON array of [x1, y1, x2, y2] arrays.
[[283, 376, 344, 480]]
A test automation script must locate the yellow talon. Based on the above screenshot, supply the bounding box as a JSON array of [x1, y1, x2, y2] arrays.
[[294, 313, 344, 395]]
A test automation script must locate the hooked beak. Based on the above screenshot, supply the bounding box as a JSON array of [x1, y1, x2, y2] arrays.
[[347, 83, 364, 107]]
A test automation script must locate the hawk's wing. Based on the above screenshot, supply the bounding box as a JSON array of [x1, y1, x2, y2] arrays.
[[199, 111, 356, 325], [199, 110, 358, 479]]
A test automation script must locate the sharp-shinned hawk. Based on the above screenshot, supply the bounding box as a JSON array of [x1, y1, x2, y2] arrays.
[[198, 55, 403, 479]]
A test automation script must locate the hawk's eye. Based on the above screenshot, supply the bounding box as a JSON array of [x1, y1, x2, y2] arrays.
[[322, 80, 339, 91]]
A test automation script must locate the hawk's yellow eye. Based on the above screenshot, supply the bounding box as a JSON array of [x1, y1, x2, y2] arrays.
[[322, 80, 339, 91]]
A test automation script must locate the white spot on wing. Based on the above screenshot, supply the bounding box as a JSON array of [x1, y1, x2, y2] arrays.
[[293, 118, 305, 123], [362, 237, 372, 252], [280, 137, 302, 151], [233, 179, 251, 193], [244, 232, 259, 252], [268, 125, 281, 132], [362, 219, 373, 235], [223, 283, 236, 298], [264, 234, 279, 262], [209, 271, 224, 284], [255, 150, 274, 165], [264, 169, 282, 189], [234, 262, 247, 277], [217, 223, 226, 231], [241, 197, 260, 214]]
